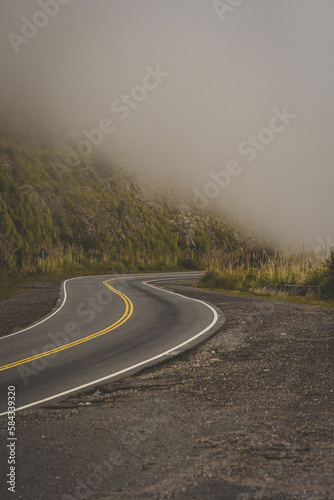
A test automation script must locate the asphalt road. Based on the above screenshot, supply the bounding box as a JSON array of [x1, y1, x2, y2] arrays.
[[0, 272, 225, 415]]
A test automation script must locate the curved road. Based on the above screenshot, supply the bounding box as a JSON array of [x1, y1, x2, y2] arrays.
[[0, 272, 225, 415]]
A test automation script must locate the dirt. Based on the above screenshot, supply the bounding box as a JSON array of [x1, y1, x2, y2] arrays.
[[0, 282, 60, 337], [0, 282, 333, 499]]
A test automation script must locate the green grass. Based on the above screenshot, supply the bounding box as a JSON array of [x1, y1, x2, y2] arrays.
[[0, 133, 245, 284], [2, 128, 332, 312]]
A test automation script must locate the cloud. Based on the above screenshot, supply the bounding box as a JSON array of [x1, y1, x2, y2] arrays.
[[1, 0, 333, 247]]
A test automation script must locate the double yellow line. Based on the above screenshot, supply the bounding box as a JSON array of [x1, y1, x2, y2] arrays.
[[0, 278, 133, 372]]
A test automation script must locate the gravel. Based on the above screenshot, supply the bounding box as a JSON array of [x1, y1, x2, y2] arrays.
[[0, 282, 333, 499], [0, 282, 59, 337]]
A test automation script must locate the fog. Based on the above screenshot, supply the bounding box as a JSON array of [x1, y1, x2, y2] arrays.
[[1, 0, 333, 248]]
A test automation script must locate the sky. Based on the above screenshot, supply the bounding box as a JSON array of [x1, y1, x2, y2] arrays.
[[1, 0, 333, 248]]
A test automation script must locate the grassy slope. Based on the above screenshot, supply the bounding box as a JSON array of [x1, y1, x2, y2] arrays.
[[3, 128, 330, 305], [0, 133, 254, 290]]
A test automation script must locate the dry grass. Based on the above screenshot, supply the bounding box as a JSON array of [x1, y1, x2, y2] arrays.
[[201, 247, 331, 295]]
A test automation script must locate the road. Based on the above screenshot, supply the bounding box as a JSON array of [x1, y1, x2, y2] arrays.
[[0, 272, 225, 415]]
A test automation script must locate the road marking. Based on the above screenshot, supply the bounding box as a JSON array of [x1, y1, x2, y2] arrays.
[[0, 272, 202, 372], [0, 278, 72, 340], [0, 275, 218, 415], [0, 279, 133, 372]]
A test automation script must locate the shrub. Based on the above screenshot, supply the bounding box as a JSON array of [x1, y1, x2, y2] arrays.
[[178, 258, 201, 270], [320, 250, 334, 297]]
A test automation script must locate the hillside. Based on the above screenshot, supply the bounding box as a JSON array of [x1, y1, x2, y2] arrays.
[[0, 133, 257, 277]]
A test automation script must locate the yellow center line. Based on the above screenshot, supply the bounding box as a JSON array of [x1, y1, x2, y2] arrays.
[[0, 273, 202, 372], [0, 278, 133, 372]]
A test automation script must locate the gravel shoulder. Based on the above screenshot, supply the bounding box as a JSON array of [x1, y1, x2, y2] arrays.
[[0, 282, 60, 338], [0, 281, 333, 500]]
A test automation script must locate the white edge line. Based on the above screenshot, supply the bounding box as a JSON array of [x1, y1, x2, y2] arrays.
[[0, 273, 202, 340], [0, 275, 219, 416], [0, 273, 130, 339], [0, 276, 85, 340]]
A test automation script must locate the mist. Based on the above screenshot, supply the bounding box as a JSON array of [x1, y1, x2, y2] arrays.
[[1, 0, 333, 248]]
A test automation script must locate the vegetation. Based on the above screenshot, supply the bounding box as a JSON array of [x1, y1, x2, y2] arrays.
[[0, 132, 248, 291], [200, 247, 334, 300], [1, 126, 332, 307], [319, 250, 334, 297]]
